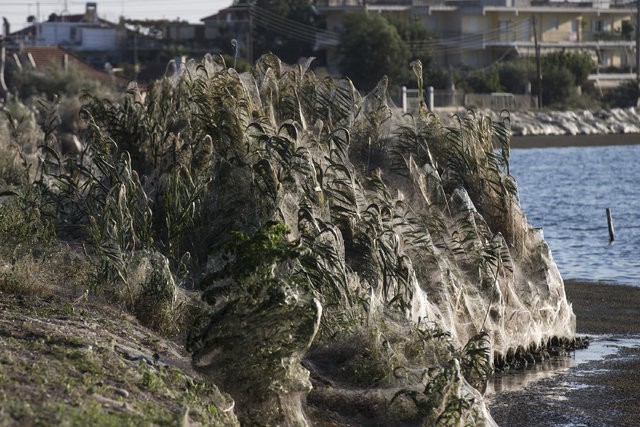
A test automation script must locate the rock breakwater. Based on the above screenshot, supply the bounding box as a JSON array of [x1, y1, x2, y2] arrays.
[[437, 107, 640, 137]]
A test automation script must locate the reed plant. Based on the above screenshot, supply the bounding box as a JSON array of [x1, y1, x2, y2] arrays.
[[1, 54, 526, 425]]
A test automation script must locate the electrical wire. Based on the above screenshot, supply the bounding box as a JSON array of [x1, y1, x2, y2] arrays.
[[239, 4, 536, 59], [245, 6, 533, 58]]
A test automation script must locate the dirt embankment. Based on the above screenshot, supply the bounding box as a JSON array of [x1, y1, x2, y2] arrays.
[[0, 292, 238, 426]]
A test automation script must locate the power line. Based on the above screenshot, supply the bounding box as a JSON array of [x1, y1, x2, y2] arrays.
[[243, 4, 531, 58]]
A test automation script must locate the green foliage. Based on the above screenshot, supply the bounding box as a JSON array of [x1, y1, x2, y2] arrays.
[[9, 64, 111, 102], [424, 66, 455, 90], [535, 64, 575, 107], [1, 51, 535, 425], [621, 20, 634, 40], [252, 0, 321, 64], [530, 50, 600, 107], [498, 59, 532, 94], [204, 222, 303, 287], [457, 332, 493, 392], [391, 332, 491, 425], [459, 67, 503, 94], [0, 199, 55, 249], [339, 11, 410, 91], [388, 17, 435, 85], [2, 49, 520, 332], [606, 80, 640, 108], [543, 50, 594, 87]]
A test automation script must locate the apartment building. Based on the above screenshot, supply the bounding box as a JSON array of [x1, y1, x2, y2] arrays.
[[317, 0, 637, 71]]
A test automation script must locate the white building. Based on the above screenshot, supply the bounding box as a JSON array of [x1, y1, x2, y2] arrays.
[[11, 2, 126, 52]]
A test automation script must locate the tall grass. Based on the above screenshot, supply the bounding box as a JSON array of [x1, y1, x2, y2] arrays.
[[0, 54, 525, 425]]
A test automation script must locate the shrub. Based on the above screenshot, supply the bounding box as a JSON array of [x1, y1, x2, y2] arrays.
[[498, 59, 532, 94], [534, 65, 575, 107], [605, 80, 640, 108], [543, 50, 594, 87], [9, 63, 112, 102], [459, 67, 503, 94], [1, 52, 527, 426]]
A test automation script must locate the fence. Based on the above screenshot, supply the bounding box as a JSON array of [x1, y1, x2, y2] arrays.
[[400, 86, 535, 112]]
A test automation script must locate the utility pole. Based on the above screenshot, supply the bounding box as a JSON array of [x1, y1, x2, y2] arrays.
[[636, 0, 640, 81], [0, 36, 7, 100], [532, 16, 543, 109], [36, 2, 41, 43], [247, 5, 253, 65], [133, 27, 139, 81]]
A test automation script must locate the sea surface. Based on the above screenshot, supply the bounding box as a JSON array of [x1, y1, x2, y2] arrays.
[[510, 143, 640, 286]]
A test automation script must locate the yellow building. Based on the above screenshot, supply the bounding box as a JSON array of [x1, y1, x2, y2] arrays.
[[317, 0, 637, 71]]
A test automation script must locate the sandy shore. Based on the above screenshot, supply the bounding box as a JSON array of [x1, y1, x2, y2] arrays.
[[565, 280, 640, 334], [511, 133, 640, 149], [490, 280, 640, 426]]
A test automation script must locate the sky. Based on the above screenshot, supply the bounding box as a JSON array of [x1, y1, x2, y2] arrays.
[[2, 0, 233, 32]]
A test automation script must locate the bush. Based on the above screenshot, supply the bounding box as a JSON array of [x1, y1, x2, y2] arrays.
[[605, 80, 640, 108], [425, 66, 454, 90], [498, 59, 532, 94], [543, 50, 594, 87], [8, 63, 112, 102], [535, 65, 575, 107], [458, 67, 503, 93], [0, 52, 533, 426], [0, 200, 55, 251]]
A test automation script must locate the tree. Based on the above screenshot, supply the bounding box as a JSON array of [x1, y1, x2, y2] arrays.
[[251, 0, 322, 64], [526, 50, 596, 106], [388, 16, 435, 86], [498, 59, 532, 94], [621, 20, 634, 41], [543, 50, 594, 87], [606, 80, 640, 107], [535, 64, 575, 106], [459, 67, 503, 93], [339, 11, 410, 92]]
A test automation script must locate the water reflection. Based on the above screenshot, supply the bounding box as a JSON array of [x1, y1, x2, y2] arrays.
[[487, 356, 574, 395], [486, 334, 640, 396]]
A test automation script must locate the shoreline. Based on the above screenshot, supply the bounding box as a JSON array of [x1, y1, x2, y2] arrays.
[[511, 132, 640, 149], [490, 279, 640, 425], [564, 279, 640, 335]]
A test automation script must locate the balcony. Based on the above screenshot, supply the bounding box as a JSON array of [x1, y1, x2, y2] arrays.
[[591, 30, 634, 42], [316, 0, 443, 6]]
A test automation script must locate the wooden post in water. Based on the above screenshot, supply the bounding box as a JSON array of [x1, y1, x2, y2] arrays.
[[606, 208, 615, 243]]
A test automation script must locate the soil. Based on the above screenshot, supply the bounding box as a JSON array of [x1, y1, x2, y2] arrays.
[[0, 291, 238, 426], [2, 279, 639, 426]]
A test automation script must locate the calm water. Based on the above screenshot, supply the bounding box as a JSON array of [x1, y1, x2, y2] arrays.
[[510, 144, 640, 286]]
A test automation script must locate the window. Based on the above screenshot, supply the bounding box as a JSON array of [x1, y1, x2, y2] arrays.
[[593, 20, 604, 33], [499, 20, 511, 42]]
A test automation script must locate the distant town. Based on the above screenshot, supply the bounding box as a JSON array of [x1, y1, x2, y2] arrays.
[[2, 0, 640, 109]]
